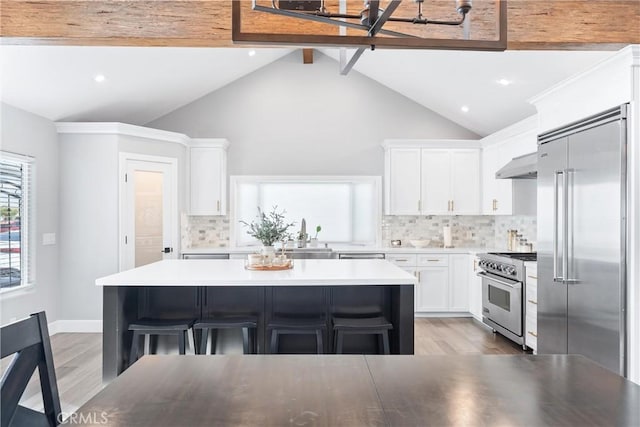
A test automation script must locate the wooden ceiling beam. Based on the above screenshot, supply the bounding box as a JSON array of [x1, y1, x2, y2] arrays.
[[0, 1, 638, 49], [302, 48, 313, 64]]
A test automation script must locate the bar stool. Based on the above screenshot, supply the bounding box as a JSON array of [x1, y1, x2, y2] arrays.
[[267, 316, 326, 354], [128, 318, 196, 365], [194, 315, 259, 354], [332, 315, 393, 355]]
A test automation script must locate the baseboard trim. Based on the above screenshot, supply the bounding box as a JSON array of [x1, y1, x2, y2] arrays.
[[414, 312, 473, 318], [49, 320, 102, 335]]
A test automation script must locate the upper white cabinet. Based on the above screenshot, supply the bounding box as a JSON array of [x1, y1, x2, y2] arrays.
[[189, 139, 229, 216], [480, 117, 538, 215], [384, 140, 481, 216], [388, 148, 422, 215]]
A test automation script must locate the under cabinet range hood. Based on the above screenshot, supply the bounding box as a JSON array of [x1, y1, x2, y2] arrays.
[[496, 152, 537, 179]]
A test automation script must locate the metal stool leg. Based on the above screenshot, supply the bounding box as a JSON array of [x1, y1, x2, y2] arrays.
[[336, 331, 344, 354], [129, 331, 141, 365], [178, 331, 186, 355], [210, 329, 218, 355], [199, 328, 209, 355], [316, 330, 323, 354], [382, 331, 390, 355], [242, 327, 250, 355]]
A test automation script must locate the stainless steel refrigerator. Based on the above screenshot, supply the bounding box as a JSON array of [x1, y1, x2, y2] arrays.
[[537, 105, 627, 375]]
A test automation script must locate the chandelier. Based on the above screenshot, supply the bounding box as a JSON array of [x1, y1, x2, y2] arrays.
[[234, 1, 506, 74], [257, 1, 473, 37]]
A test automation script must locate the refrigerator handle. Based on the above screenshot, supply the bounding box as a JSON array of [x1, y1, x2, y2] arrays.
[[553, 170, 564, 282], [565, 169, 577, 283]]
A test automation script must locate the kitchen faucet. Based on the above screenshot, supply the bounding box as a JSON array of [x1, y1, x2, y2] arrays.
[[298, 218, 307, 248]]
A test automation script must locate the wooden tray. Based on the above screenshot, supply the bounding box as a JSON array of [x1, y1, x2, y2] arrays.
[[245, 262, 293, 271]]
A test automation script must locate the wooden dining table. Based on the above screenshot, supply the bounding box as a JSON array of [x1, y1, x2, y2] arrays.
[[66, 354, 639, 426]]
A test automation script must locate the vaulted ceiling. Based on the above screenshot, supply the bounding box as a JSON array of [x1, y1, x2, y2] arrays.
[[0, 45, 614, 136]]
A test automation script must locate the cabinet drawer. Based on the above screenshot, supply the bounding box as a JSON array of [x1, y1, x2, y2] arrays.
[[526, 300, 537, 318], [417, 254, 448, 267], [386, 254, 417, 267], [525, 329, 538, 351], [526, 287, 538, 305], [525, 316, 538, 350]]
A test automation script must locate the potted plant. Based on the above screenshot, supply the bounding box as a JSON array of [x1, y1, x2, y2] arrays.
[[309, 225, 321, 248], [240, 207, 295, 258]]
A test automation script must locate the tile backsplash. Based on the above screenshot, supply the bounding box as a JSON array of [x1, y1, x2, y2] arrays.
[[381, 216, 495, 248], [182, 214, 537, 250], [181, 213, 230, 249]]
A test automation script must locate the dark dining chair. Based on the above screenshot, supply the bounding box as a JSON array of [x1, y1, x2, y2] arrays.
[[1, 311, 62, 427]]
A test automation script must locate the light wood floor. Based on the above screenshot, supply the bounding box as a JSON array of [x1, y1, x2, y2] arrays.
[[6, 318, 524, 415]]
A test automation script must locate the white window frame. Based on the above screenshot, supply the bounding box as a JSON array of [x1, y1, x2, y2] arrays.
[[230, 175, 382, 247], [0, 151, 36, 295]]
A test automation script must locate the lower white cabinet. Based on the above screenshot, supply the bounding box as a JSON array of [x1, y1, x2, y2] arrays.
[[388, 253, 469, 314], [525, 262, 538, 352], [416, 266, 449, 312], [468, 255, 483, 321], [448, 254, 469, 311]]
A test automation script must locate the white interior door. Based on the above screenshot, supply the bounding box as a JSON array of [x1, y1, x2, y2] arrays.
[[120, 154, 178, 271]]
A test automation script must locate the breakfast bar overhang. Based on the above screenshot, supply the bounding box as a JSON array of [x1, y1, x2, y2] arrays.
[[97, 259, 416, 382]]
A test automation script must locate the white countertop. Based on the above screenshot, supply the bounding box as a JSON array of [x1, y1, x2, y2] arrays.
[[181, 246, 495, 255], [96, 259, 418, 287]]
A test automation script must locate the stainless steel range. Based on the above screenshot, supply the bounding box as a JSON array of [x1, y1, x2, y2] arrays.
[[477, 252, 536, 349]]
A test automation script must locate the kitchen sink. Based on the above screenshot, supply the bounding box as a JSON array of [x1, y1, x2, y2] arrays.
[[280, 248, 336, 259]]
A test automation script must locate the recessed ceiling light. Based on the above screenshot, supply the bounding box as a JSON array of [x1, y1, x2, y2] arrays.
[[497, 78, 511, 86], [94, 74, 106, 83], [461, 105, 470, 113], [248, 49, 256, 57]]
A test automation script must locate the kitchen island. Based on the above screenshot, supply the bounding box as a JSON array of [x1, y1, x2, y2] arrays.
[[97, 259, 416, 381]]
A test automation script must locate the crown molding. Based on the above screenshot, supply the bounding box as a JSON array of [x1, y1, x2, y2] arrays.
[[55, 122, 191, 146], [529, 44, 639, 105]]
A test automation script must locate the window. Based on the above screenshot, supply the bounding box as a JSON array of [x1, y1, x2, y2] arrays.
[[231, 176, 381, 247], [0, 152, 34, 291]]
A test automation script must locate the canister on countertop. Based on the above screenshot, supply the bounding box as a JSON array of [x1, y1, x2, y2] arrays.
[[507, 230, 518, 251], [443, 226, 453, 248]]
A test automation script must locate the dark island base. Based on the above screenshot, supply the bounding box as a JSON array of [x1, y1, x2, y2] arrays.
[[103, 285, 414, 382]]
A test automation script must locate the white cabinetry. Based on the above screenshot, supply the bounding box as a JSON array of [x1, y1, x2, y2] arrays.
[[525, 262, 538, 352], [416, 266, 449, 312], [448, 254, 469, 311], [189, 139, 229, 216], [468, 255, 483, 321], [387, 149, 421, 215], [384, 140, 481, 216], [481, 117, 538, 215], [387, 252, 470, 314]]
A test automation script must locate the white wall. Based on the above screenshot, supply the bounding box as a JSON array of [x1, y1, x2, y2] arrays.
[[148, 51, 478, 176], [57, 129, 188, 322], [58, 133, 119, 322], [0, 103, 60, 325]]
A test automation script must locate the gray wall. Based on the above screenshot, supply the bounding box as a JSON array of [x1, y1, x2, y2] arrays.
[[149, 51, 478, 176], [58, 133, 119, 321], [0, 103, 60, 325], [58, 132, 188, 321]]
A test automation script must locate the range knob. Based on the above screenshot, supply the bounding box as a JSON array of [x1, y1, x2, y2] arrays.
[[504, 266, 516, 275]]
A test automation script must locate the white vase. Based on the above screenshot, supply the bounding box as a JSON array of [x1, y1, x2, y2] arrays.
[[261, 245, 276, 260]]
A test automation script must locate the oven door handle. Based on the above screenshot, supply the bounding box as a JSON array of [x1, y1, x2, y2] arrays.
[[477, 272, 521, 289]]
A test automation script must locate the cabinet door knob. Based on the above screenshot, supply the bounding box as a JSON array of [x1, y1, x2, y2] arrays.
[[527, 299, 538, 305], [528, 331, 538, 337]]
